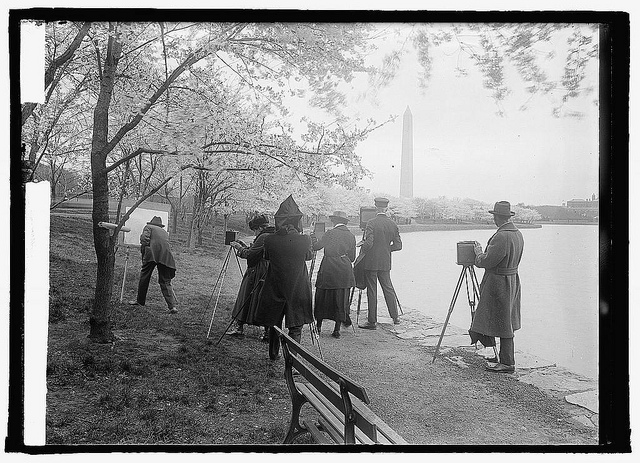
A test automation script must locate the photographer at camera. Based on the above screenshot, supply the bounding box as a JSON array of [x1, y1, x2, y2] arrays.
[[226, 214, 275, 340], [311, 211, 356, 338], [358, 197, 402, 330], [470, 201, 525, 373], [128, 216, 178, 314], [253, 195, 313, 347]]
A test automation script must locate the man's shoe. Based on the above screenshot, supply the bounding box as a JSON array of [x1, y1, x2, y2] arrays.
[[331, 331, 341, 338], [128, 300, 143, 306], [168, 307, 178, 314], [393, 318, 401, 325], [358, 322, 377, 330], [485, 363, 515, 373]]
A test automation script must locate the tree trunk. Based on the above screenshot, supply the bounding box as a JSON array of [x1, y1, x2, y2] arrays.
[[89, 158, 117, 343], [88, 24, 121, 343], [187, 200, 198, 249]]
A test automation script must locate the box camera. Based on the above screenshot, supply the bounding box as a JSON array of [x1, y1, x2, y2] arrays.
[[456, 241, 477, 266], [359, 207, 377, 230], [313, 222, 326, 239], [225, 230, 238, 245]]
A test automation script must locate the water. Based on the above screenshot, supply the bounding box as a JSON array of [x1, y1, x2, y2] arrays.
[[390, 224, 599, 379]]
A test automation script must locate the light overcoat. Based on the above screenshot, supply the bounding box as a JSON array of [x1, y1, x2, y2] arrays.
[[253, 230, 314, 328], [312, 225, 356, 289], [471, 221, 525, 338], [140, 224, 176, 270]]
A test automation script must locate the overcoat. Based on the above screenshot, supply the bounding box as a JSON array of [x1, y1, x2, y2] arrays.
[[361, 213, 402, 271], [253, 229, 314, 328], [140, 224, 176, 270], [232, 226, 275, 324], [312, 225, 356, 289], [471, 221, 525, 338]]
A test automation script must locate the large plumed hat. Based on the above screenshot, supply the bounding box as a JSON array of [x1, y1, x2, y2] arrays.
[[248, 214, 269, 230], [274, 195, 303, 231], [374, 197, 389, 207], [488, 201, 515, 217], [329, 211, 349, 224], [147, 216, 165, 227]]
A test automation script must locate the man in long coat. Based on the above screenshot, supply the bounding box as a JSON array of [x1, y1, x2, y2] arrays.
[[358, 197, 402, 330], [129, 216, 178, 313], [254, 195, 313, 347], [470, 201, 525, 373], [312, 211, 356, 338]]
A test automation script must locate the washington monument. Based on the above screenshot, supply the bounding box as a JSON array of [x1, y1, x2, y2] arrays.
[[400, 106, 413, 198]]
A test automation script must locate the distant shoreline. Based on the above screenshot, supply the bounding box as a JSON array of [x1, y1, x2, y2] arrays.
[[349, 221, 599, 234], [347, 222, 543, 234]]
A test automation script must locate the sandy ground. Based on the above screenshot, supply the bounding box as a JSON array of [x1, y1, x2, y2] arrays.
[[283, 300, 599, 446]]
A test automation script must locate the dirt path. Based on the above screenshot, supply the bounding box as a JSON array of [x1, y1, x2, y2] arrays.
[[291, 313, 597, 445]]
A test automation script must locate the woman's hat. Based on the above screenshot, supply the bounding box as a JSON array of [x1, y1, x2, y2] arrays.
[[248, 214, 268, 230], [329, 211, 349, 224], [488, 201, 515, 217], [147, 216, 165, 227]]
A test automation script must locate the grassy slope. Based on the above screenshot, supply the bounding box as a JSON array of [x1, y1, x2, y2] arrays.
[[47, 214, 292, 445]]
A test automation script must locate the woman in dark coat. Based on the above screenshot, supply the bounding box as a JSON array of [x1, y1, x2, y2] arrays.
[[253, 195, 314, 347], [226, 214, 275, 340], [312, 211, 356, 338]]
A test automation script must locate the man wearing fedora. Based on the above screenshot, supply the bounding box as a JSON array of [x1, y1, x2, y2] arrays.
[[129, 216, 179, 314], [470, 201, 525, 373], [311, 211, 357, 338], [358, 197, 402, 330]]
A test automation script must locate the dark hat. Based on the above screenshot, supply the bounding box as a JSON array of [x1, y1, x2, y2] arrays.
[[488, 201, 515, 217], [147, 216, 165, 227], [248, 214, 268, 230], [274, 195, 303, 231], [329, 211, 349, 224], [374, 197, 389, 207]]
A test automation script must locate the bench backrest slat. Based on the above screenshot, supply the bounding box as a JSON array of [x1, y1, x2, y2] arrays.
[[288, 353, 380, 440], [275, 327, 370, 404]]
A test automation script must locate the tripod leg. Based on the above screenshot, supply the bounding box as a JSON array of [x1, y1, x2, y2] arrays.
[[215, 315, 239, 346], [234, 251, 244, 276], [432, 266, 466, 363], [119, 249, 129, 303], [200, 248, 232, 323], [309, 320, 324, 360], [206, 248, 232, 338]]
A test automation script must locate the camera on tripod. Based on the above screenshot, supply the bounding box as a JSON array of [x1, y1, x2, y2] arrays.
[[359, 207, 377, 230], [225, 230, 238, 246], [456, 241, 477, 266]]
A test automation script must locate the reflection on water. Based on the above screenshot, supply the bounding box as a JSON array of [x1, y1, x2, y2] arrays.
[[390, 224, 598, 379]]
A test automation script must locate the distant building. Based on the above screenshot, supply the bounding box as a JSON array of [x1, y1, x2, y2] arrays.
[[565, 195, 599, 216]]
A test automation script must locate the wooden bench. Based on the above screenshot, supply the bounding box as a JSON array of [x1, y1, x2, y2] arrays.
[[273, 326, 408, 445]]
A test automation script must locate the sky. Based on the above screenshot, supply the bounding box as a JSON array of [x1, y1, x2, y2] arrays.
[[290, 23, 601, 207]]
